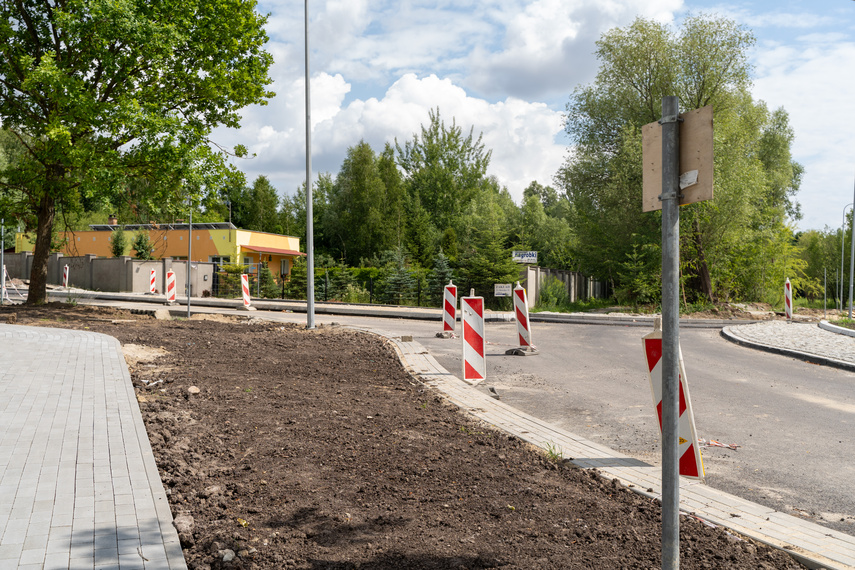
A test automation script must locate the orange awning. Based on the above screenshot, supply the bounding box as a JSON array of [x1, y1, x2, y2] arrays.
[[240, 245, 306, 256]]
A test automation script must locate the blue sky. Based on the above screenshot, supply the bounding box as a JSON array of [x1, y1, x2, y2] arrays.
[[213, 0, 855, 233]]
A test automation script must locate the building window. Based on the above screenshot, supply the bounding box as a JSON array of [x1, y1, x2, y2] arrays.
[[210, 256, 230, 264]]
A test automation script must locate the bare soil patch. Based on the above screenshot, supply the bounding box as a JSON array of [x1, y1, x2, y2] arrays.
[[1, 303, 805, 569]]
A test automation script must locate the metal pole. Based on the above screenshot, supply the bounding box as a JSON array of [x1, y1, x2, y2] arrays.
[[850, 172, 855, 319], [660, 95, 681, 570], [824, 267, 827, 320], [187, 203, 192, 319], [1, 218, 5, 304], [304, 0, 315, 329], [840, 204, 851, 311]]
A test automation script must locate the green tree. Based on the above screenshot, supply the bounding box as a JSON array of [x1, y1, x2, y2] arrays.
[[559, 14, 801, 303], [110, 227, 128, 258], [247, 176, 281, 233], [0, 0, 273, 303], [131, 232, 154, 260], [380, 247, 417, 305], [426, 251, 455, 307], [325, 142, 392, 264], [396, 108, 491, 237], [457, 192, 519, 308]]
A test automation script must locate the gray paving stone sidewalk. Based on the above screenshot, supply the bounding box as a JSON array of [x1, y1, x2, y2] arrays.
[[0, 325, 185, 570], [724, 320, 855, 369]]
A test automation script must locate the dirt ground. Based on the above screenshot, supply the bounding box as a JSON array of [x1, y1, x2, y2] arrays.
[[0, 303, 806, 569]]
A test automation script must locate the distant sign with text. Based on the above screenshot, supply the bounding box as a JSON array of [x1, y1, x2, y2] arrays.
[[512, 251, 537, 264], [494, 283, 512, 297]]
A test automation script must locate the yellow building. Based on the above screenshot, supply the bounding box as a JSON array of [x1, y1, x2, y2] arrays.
[[15, 222, 304, 278]]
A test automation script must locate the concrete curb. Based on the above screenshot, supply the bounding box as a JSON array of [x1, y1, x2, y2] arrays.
[[721, 325, 855, 373], [819, 319, 855, 338]]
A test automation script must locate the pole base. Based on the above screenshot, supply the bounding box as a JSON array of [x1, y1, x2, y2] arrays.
[[164, 301, 178, 306], [239, 305, 257, 311], [505, 347, 539, 356], [435, 331, 455, 339]]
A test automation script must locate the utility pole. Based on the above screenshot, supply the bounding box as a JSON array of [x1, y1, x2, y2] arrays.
[[304, 0, 315, 329], [660, 95, 681, 570]]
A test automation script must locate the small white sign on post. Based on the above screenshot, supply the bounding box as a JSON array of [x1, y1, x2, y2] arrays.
[[494, 283, 512, 297]]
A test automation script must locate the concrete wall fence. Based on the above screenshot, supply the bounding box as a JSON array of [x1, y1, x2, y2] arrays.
[[4, 252, 215, 297], [519, 265, 607, 308]]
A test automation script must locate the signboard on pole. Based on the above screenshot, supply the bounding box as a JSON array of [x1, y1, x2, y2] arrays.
[[494, 283, 512, 297], [512, 251, 538, 264], [642, 105, 714, 212]]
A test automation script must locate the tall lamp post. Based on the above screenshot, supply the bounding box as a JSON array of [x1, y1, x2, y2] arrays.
[[840, 203, 852, 311], [850, 172, 855, 319], [304, 0, 315, 329], [186, 191, 193, 320]]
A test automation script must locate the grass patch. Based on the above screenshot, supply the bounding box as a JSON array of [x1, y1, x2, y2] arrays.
[[829, 318, 855, 330]]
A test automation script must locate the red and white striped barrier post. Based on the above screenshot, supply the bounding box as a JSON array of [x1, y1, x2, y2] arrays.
[[461, 291, 486, 385], [642, 318, 704, 481], [513, 282, 533, 351], [239, 273, 256, 310], [443, 280, 457, 332], [784, 277, 793, 320], [62, 264, 69, 289], [165, 270, 176, 304], [149, 269, 157, 294]]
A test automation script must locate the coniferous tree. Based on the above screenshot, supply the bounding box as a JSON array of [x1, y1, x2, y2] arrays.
[[427, 251, 455, 307]]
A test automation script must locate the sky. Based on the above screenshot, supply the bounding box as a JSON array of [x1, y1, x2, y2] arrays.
[[211, 0, 855, 233]]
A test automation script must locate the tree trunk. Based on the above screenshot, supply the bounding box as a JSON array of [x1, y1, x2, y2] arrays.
[[692, 219, 715, 303], [27, 193, 57, 305]]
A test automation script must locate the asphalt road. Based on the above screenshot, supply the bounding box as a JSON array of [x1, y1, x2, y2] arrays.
[[61, 298, 855, 536]]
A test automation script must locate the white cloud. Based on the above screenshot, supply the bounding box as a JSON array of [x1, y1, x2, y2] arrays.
[[215, 73, 566, 201], [753, 39, 855, 231], [466, 0, 683, 99]]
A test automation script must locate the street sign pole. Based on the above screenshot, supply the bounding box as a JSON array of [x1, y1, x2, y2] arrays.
[[304, 0, 315, 330], [660, 96, 681, 570]]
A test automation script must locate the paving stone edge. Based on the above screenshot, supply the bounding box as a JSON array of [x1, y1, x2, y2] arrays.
[[720, 326, 855, 373]]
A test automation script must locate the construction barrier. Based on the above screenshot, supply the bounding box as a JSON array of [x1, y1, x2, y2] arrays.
[[241, 274, 251, 307], [166, 271, 176, 303], [784, 277, 793, 320], [149, 269, 157, 294], [513, 282, 532, 348], [62, 264, 69, 288], [642, 319, 704, 481], [443, 280, 457, 331], [1, 266, 24, 301], [461, 293, 486, 385]]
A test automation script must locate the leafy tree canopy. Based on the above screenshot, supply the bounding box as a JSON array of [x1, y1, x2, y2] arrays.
[[0, 0, 274, 302], [559, 14, 802, 303]]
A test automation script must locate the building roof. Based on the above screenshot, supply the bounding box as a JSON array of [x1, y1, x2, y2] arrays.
[[241, 245, 306, 256], [88, 222, 237, 231]]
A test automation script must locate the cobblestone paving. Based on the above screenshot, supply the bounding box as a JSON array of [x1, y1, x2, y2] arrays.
[[726, 321, 855, 366]]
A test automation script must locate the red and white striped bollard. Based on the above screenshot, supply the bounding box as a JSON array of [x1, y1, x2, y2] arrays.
[[513, 282, 532, 349], [461, 291, 485, 385], [62, 264, 69, 288], [443, 280, 457, 332], [149, 269, 157, 294], [784, 277, 793, 320], [165, 270, 176, 303], [642, 318, 704, 480], [241, 274, 252, 308]]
